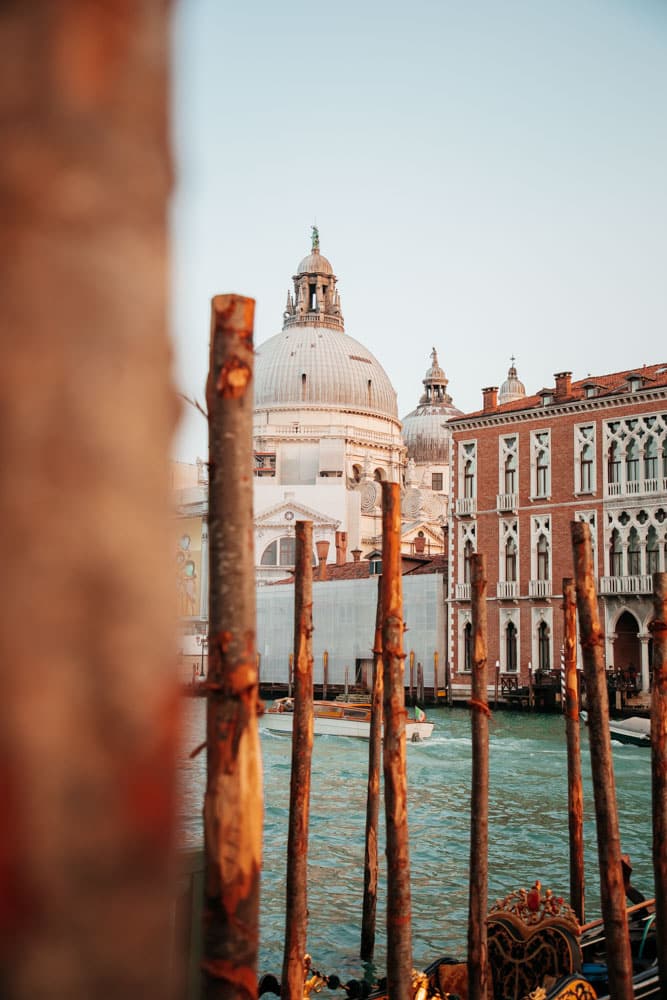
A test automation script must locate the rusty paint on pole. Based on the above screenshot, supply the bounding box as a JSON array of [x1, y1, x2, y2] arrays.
[[281, 521, 314, 1000], [570, 522, 633, 1000], [467, 554, 489, 1000], [361, 575, 383, 961], [204, 295, 262, 1000], [381, 482, 413, 999], [563, 578, 585, 925], [649, 572, 667, 995]]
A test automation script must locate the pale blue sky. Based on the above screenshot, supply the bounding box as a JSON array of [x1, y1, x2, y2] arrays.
[[170, 0, 667, 462]]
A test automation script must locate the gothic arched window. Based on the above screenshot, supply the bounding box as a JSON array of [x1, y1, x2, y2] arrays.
[[505, 537, 517, 582], [506, 621, 518, 673], [610, 529, 623, 577], [626, 439, 639, 484], [627, 527, 641, 576], [608, 441, 621, 486], [504, 453, 516, 494], [537, 535, 549, 581], [538, 621, 550, 671], [647, 526, 659, 574], [644, 437, 658, 484], [464, 622, 472, 672], [463, 540, 474, 584]]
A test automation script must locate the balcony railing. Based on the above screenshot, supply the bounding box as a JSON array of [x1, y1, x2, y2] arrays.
[[497, 581, 519, 599], [606, 477, 667, 498], [496, 493, 518, 512], [455, 583, 471, 600], [529, 580, 552, 598], [455, 497, 476, 516], [599, 575, 653, 595]]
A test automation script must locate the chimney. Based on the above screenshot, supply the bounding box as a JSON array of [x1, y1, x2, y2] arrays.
[[482, 386, 498, 413], [414, 532, 426, 554], [335, 530, 347, 565], [554, 371, 572, 400], [315, 539, 330, 580], [351, 548, 362, 562]]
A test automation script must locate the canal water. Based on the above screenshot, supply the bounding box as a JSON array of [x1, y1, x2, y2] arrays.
[[178, 699, 654, 983]]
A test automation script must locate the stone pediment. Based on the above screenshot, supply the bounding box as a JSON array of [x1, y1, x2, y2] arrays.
[[401, 520, 444, 545], [255, 498, 341, 532]]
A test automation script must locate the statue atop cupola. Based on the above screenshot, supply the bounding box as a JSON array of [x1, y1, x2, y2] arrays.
[[283, 229, 344, 331]]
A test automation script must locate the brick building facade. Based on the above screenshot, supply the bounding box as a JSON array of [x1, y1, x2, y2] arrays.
[[448, 362, 667, 698]]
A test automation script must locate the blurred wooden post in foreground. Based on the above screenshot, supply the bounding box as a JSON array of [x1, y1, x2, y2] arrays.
[[361, 575, 383, 961], [205, 295, 262, 1000], [570, 522, 633, 1000], [281, 521, 314, 1000], [563, 578, 585, 924], [0, 4, 178, 998], [381, 482, 413, 998], [468, 554, 489, 1000], [649, 572, 667, 996]]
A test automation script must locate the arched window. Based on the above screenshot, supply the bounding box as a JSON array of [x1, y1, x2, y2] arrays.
[[538, 621, 550, 671], [260, 536, 296, 567], [536, 450, 548, 497], [644, 437, 658, 484], [506, 621, 518, 673], [504, 453, 516, 494], [537, 535, 549, 581], [352, 464, 361, 483], [374, 468, 384, 482], [610, 529, 623, 576], [627, 527, 641, 575], [464, 622, 472, 672], [463, 540, 474, 584], [580, 442, 593, 492], [608, 441, 621, 485], [505, 537, 517, 582], [464, 460, 475, 498], [647, 526, 659, 574], [626, 439, 639, 483]]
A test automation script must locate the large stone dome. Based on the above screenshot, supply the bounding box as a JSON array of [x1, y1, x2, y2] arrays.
[[401, 348, 461, 463], [254, 325, 398, 419]]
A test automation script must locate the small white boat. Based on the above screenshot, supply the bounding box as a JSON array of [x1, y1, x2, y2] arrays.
[[264, 698, 434, 741], [581, 711, 651, 747]]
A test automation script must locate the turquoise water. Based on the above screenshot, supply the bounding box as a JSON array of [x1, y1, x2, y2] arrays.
[[178, 700, 653, 983]]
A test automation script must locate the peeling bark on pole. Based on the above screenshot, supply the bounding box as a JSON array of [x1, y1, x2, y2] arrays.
[[570, 522, 633, 1000], [361, 575, 383, 961], [204, 295, 262, 1000], [381, 482, 413, 1000], [563, 578, 585, 925], [281, 521, 314, 1000], [650, 572, 667, 995], [467, 554, 489, 1000], [0, 3, 178, 997]]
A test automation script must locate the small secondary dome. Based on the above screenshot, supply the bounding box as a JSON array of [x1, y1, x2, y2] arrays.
[[297, 251, 334, 275], [401, 348, 462, 464], [499, 357, 526, 405]]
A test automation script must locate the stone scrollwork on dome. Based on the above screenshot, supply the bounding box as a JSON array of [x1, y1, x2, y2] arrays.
[[403, 487, 421, 520]]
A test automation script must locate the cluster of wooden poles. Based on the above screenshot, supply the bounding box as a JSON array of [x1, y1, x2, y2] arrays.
[[202, 295, 666, 1000]]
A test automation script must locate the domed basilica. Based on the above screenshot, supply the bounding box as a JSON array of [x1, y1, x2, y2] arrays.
[[253, 230, 459, 581]]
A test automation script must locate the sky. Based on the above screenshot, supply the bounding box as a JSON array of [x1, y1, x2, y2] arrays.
[[169, 0, 667, 463]]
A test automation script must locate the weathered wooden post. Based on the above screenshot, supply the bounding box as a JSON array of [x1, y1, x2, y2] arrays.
[[381, 482, 413, 998], [650, 571, 667, 996], [281, 521, 314, 1000], [571, 522, 633, 1000], [563, 578, 585, 924], [288, 653, 294, 697], [0, 4, 178, 997], [205, 295, 262, 1000], [409, 650, 415, 705], [468, 554, 489, 1000], [417, 661, 424, 705], [323, 650, 329, 700], [361, 575, 383, 961]]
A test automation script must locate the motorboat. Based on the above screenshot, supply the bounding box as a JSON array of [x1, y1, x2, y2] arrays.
[[263, 698, 434, 741], [581, 710, 651, 747]]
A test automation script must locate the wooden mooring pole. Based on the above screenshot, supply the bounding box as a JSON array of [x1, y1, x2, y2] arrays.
[[381, 482, 413, 998], [468, 554, 489, 1000], [281, 521, 315, 1000], [361, 575, 384, 961], [650, 572, 667, 995], [0, 5, 178, 995], [563, 578, 585, 925], [570, 522, 633, 1000], [204, 295, 262, 1000]]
